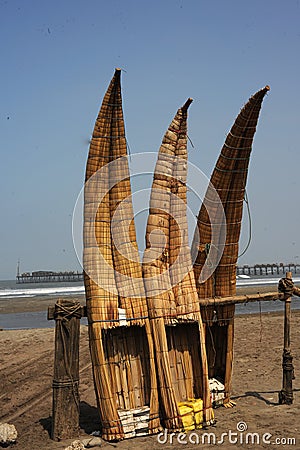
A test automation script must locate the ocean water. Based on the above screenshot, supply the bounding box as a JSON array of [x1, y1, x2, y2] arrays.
[[0, 276, 299, 330], [0, 279, 85, 299], [0, 279, 85, 330]]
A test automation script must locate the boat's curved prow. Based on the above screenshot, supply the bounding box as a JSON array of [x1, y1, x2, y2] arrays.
[[191, 85, 270, 405]]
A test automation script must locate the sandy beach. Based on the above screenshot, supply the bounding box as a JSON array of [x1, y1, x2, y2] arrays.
[[0, 291, 299, 449], [0, 284, 284, 315]]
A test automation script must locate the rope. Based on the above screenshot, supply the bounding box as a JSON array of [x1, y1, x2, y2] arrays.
[[87, 305, 239, 325], [227, 131, 254, 140], [187, 134, 195, 148], [99, 404, 216, 426], [238, 190, 252, 258], [215, 166, 248, 174], [105, 103, 123, 107], [54, 301, 82, 320], [203, 197, 244, 204], [196, 219, 241, 226], [53, 379, 79, 388], [232, 122, 257, 130], [278, 277, 294, 297], [280, 350, 294, 403], [204, 243, 213, 269], [282, 350, 294, 372], [95, 115, 122, 121], [169, 126, 185, 135], [220, 153, 250, 161], [92, 135, 126, 139], [125, 138, 132, 162], [223, 143, 252, 151], [86, 154, 123, 160], [234, 112, 259, 123]]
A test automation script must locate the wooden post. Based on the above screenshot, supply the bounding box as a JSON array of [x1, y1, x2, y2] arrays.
[[48, 299, 86, 440], [224, 321, 234, 404], [278, 272, 294, 405]]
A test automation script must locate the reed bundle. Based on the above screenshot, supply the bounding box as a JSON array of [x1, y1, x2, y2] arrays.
[[143, 99, 213, 428], [84, 69, 159, 440], [192, 85, 270, 401], [193, 85, 270, 298]]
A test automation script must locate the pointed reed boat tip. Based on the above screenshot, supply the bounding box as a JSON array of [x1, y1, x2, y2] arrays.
[[265, 85, 270, 91], [114, 68, 122, 78], [182, 97, 193, 111]]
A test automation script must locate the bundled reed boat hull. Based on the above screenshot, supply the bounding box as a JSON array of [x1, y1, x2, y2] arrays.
[[192, 86, 270, 402], [143, 100, 213, 429], [83, 69, 159, 440]]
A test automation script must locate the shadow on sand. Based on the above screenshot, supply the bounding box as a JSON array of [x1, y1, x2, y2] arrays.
[[232, 388, 300, 406], [39, 401, 100, 438]]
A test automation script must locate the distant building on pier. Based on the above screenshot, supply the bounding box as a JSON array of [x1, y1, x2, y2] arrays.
[[16, 270, 83, 283]]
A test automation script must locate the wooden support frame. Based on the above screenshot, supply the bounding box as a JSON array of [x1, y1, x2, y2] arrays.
[[200, 291, 282, 307], [200, 282, 300, 406], [200, 288, 300, 307]]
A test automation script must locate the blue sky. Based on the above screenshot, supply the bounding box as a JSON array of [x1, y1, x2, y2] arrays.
[[1, 0, 300, 279]]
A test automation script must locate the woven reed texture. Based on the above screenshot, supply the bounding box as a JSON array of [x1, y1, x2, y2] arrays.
[[193, 86, 270, 299], [192, 86, 270, 402], [84, 69, 148, 327], [143, 99, 213, 427], [143, 99, 202, 323], [84, 69, 159, 440]]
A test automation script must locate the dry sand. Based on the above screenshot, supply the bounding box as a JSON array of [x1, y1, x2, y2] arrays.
[[0, 290, 299, 449]]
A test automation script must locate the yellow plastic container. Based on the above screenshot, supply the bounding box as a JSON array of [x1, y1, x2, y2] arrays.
[[177, 402, 195, 431], [191, 398, 203, 429]]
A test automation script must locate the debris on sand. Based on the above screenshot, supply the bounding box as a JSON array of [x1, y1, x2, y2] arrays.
[[64, 440, 85, 450], [0, 423, 18, 445]]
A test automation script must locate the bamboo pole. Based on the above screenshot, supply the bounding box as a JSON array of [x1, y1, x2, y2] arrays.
[[200, 291, 284, 306], [199, 289, 300, 307], [279, 272, 294, 405]]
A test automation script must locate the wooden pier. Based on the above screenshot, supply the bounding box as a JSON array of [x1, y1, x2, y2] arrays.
[[16, 263, 300, 283], [16, 271, 84, 284], [237, 263, 300, 276]]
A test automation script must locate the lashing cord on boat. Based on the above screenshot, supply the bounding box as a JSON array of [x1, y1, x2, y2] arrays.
[[238, 189, 252, 259]]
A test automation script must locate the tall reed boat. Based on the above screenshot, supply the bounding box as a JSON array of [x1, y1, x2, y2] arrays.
[[192, 86, 270, 404], [83, 69, 160, 441], [143, 99, 214, 429]]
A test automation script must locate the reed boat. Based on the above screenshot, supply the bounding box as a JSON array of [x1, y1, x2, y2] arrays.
[[143, 99, 214, 430], [192, 86, 270, 404], [83, 69, 160, 440]]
